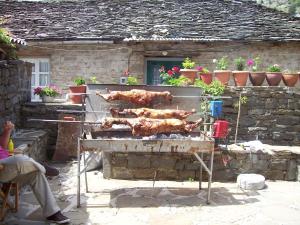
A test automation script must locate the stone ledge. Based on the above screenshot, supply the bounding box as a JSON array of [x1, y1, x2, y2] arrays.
[[13, 129, 48, 161]]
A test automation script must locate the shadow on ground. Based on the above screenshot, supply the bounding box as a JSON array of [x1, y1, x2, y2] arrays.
[[97, 186, 261, 208]]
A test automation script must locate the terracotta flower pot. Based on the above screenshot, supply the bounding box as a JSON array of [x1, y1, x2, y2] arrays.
[[199, 72, 213, 85], [249, 72, 266, 86], [180, 69, 198, 83], [265, 72, 282, 86], [232, 71, 249, 86], [214, 70, 231, 85], [69, 85, 86, 104], [282, 73, 299, 87]]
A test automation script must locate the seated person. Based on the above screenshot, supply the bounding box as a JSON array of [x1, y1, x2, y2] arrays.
[[0, 121, 70, 224]]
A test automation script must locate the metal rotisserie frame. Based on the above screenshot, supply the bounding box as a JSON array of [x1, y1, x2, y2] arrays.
[[77, 84, 215, 207]]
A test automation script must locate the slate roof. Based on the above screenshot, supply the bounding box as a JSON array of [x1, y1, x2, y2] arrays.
[[0, 0, 300, 42]]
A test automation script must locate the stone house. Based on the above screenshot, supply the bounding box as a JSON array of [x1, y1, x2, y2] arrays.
[[0, 0, 300, 101]]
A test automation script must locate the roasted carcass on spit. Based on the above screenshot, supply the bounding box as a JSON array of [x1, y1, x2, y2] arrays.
[[110, 108, 196, 120], [101, 117, 203, 136], [96, 89, 172, 106]]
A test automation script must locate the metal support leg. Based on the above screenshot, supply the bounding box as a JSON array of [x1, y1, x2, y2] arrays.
[[83, 151, 89, 193], [77, 138, 81, 208], [199, 151, 203, 190], [207, 149, 214, 204]]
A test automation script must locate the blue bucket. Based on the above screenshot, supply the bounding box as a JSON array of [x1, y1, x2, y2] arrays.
[[210, 100, 223, 117]]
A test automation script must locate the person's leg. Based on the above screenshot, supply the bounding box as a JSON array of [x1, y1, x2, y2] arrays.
[[13, 171, 60, 217]]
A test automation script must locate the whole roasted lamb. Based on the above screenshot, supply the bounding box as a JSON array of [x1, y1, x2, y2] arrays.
[[96, 89, 172, 106], [101, 117, 203, 136]]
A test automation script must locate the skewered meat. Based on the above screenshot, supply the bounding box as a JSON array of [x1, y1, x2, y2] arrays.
[[96, 89, 172, 106], [101, 117, 203, 136], [110, 108, 196, 120]]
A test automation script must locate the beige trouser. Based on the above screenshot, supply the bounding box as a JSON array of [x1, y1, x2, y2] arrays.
[[0, 155, 60, 217]]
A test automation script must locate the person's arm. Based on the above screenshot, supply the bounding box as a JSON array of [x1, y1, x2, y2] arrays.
[[0, 121, 14, 149]]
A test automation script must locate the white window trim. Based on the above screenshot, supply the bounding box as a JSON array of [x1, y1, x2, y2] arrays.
[[21, 58, 50, 102]]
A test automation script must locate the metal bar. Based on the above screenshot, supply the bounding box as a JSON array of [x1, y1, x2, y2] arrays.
[[207, 148, 215, 204], [77, 138, 81, 208], [28, 119, 102, 124], [83, 151, 89, 193], [193, 153, 211, 176], [199, 151, 203, 190]]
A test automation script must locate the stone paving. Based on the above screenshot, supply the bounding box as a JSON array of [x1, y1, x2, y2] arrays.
[[3, 162, 300, 225]]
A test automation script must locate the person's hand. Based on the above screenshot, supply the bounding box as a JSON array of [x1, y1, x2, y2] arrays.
[[3, 121, 15, 132]]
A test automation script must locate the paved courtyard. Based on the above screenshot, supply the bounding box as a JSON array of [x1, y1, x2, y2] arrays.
[[3, 162, 300, 225]]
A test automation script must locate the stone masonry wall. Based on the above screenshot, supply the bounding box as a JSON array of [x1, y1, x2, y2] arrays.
[[0, 60, 31, 128], [21, 103, 83, 159], [19, 41, 300, 88]]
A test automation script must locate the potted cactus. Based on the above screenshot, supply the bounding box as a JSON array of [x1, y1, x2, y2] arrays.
[[180, 57, 198, 83], [232, 57, 249, 86], [213, 56, 231, 85], [69, 77, 86, 104], [247, 57, 266, 86], [266, 64, 282, 86]]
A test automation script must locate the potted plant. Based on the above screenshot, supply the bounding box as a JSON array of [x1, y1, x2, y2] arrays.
[[266, 64, 282, 86], [282, 70, 299, 87], [213, 56, 231, 85], [194, 79, 225, 117], [69, 77, 86, 104], [197, 66, 212, 85], [232, 57, 249, 86], [247, 57, 266, 86], [159, 65, 182, 85], [34, 85, 61, 102], [180, 57, 198, 83]]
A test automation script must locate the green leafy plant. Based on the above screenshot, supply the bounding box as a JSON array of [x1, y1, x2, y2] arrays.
[[213, 56, 229, 70], [126, 76, 138, 85], [234, 57, 246, 71], [33, 85, 61, 97], [196, 66, 210, 74], [247, 57, 261, 72], [89, 76, 98, 84], [182, 57, 195, 69], [159, 65, 181, 84], [234, 96, 248, 110], [194, 79, 225, 97], [168, 76, 191, 86], [267, 64, 281, 72], [0, 28, 17, 59], [74, 77, 86, 86]]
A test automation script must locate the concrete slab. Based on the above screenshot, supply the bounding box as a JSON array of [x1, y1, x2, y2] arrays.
[[3, 162, 300, 225]]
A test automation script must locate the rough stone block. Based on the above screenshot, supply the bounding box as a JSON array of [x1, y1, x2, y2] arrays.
[[265, 170, 285, 180], [286, 159, 297, 181], [270, 159, 287, 170], [112, 168, 134, 179], [151, 157, 176, 169], [128, 155, 151, 169]]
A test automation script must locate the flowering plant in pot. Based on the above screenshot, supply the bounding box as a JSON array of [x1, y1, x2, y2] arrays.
[[247, 57, 266, 86], [282, 69, 299, 87], [180, 58, 197, 83], [69, 76, 86, 104], [213, 56, 231, 85], [266, 64, 282, 86], [232, 57, 249, 86], [159, 65, 181, 85], [34, 85, 61, 102], [197, 66, 212, 85]]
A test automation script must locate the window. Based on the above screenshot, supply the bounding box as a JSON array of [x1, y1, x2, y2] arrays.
[[146, 58, 183, 85], [22, 58, 50, 101]]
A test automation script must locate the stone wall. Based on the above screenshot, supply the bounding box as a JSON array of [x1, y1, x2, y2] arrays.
[[224, 87, 300, 146], [21, 103, 83, 159], [19, 41, 300, 88], [0, 60, 31, 128]]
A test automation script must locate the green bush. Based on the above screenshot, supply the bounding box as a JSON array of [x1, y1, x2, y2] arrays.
[[74, 77, 86, 86]]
